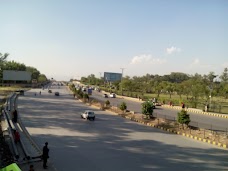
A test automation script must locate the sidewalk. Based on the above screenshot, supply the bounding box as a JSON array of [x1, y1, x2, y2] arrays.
[[18, 160, 57, 171]]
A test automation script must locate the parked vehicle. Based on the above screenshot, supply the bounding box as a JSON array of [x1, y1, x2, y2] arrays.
[[48, 90, 52, 93], [109, 93, 116, 98], [81, 110, 95, 120], [15, 90, 24, 95], [87, 88, 92, 95], [103, 94, 108, 98]]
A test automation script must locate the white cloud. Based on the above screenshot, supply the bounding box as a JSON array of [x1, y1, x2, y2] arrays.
[[130, 54, 166, 65], [189, 58, 214, 69], [130, 54, 151, 64], [193, 58, 200, 65], [221, 62, 228, 68], [166, 46, 181, 54]]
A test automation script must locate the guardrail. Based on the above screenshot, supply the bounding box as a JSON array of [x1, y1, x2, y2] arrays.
[[14, 93, 42, 159], [2, 93, 32, 160]]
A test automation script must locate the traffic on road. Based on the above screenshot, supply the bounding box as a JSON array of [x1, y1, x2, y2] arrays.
[[16, 83, 228, 171]]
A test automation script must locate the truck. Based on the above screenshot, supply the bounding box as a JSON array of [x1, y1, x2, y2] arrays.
[[87, 88, 92, 95]]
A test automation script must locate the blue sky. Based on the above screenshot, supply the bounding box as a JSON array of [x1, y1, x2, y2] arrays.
[[0, 0, 227, 81]]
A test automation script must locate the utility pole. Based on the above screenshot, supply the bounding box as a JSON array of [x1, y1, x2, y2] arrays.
[[120, 68, 125, 95], [209, 74, 217, 110]]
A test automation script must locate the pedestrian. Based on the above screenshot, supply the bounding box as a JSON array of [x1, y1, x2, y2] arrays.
[[181, 102, 185, 109], [13, 129, 20, 144], [13, 109, 18, 123], [29, 164, 35, 171], [40, 91, 41, 95], [42, 142, 49, 169]]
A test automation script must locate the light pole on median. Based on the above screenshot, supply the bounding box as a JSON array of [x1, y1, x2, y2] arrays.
[[120, 68, 125, 95], [208, 74, 217, 109]]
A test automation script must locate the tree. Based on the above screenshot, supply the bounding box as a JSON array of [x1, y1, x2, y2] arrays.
[[0, 53, 9, 63], [3, 61, 26, 71], [154, 81, 163, 97], [207, 71, 217, 82], [26, 66, 40, 80], [119, 102, 127, 111], [141, 101, 154, 119], [220, 83, 228, 99], [174, 82, 185, 99], [177, 110, 190, 128], [220, 68, 228, 82], [164, 82, 174, 98], [38, 74, 47, 83]]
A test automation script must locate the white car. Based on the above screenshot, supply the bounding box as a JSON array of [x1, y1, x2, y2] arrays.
[[81, 110, 95, 120], [109, 93, 116, 98]]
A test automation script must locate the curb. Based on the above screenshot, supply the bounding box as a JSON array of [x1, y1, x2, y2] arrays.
[[118, 109, 227, 149], [122, 115, 227, 149]]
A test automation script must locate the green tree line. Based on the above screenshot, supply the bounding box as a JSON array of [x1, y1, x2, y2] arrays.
[[0, 52, 48, 83], [78, 69, 228, 112]]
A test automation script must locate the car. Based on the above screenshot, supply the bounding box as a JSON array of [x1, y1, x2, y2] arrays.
[[15, 90, 24, 95], [55, 92, 59, 96], [103, 94, 108, 98], [81, 110, 95, 120], [109, 93, 116, 98], [48, 90, 52, 93], [155, 102, 162, 106]]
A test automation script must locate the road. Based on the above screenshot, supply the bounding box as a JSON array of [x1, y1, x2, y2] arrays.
[[91, 90, 228, 131], [17, 85, 228, 171]]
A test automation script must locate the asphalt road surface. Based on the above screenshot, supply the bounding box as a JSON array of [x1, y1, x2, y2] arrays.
[[17, 85, 228, 171], [91, 91, 228, 132]]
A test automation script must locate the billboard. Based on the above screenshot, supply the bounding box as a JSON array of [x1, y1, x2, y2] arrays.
[[3, 70, 32, 81], [104, 72, 122, 82]]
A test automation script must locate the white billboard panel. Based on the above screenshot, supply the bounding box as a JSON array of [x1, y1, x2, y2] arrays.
[[3, 70, 32, 81]]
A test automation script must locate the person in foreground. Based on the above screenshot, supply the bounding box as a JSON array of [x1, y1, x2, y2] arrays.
[[42, 142, 49, 169]]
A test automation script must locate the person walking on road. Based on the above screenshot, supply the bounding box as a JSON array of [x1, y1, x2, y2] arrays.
[[42, 142, 49, 169], [13, 129, 20, 144], [12, 109, 18, 123], [29, 164, 35, 171]]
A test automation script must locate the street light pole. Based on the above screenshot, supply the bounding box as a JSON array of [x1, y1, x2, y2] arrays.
[[209, 75, 217, 109], [120, 68, 125, 95]]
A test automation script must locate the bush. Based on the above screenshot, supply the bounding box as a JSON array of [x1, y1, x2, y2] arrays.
[[105, 100, 110, 106], [177, 110, 190, 128], [119, 102, 127, 111], [141, 101, 154, 118], [83, 93, 89, 100], [78, 91, 84, 99]]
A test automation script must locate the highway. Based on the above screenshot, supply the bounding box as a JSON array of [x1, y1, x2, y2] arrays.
[[91, 90, 228, 132], [17, 84, 228, 171]]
